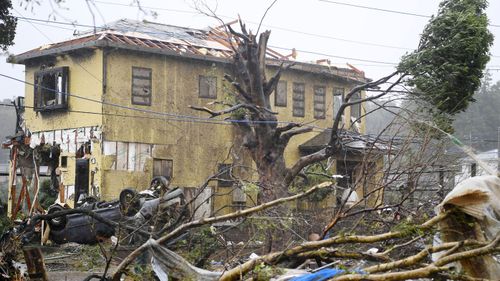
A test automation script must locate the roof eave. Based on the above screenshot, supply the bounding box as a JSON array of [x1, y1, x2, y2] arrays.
[[8, 40, 368, 83], [7, 40, 101, 64]]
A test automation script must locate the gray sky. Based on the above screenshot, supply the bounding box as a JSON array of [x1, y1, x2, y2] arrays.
[[1, 0, 499, 100]]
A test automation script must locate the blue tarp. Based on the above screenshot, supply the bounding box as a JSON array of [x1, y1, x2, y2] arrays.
[[289, 268, 345, 281]]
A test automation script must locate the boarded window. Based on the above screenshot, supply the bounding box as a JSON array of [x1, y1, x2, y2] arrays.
[[199, 76, 217, 99], [34, 67, 69, 112], [350, 91, 362, 121], [153, 159, 173, 180], [333, 87, 344, 118], [313, 85, 326, 119], [217, 163, 233, 187], [275, 81, 287, 107], [232, 186, 247, 203], [293, 83, 305, 117], [132, 67, 152, 106]]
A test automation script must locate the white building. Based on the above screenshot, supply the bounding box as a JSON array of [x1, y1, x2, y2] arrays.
[[455, 149, 498, 184]]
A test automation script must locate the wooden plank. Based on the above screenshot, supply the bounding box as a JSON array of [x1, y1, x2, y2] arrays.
[[23, 247, 48, 281]]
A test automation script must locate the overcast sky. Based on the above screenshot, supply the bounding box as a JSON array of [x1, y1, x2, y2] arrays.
[[1, 0, 499, 101]]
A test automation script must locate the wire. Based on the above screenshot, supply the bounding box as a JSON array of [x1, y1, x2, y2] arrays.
[[86, 1, 417, 51], [14, 15, 500, 62], [318, 0, 500, 28], [269, 45, 398, 65], [0, 72, 331, 129], [8, 99, 496, 144]]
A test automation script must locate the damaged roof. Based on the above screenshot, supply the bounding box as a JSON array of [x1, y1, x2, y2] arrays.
[[9, 19, 367, 83], [299, 129, 392, 155]]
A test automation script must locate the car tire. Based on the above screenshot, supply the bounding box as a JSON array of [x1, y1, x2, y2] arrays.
[[47, 205, 67, 230], [119, 188, 140, 216]]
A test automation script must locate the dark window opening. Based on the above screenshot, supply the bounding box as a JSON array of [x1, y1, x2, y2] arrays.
[[153, 159, 173, 180], [293, 83, 305, 117], [132, 67, 152, 106], [471, 163, 477, 177], [217, 163, 233, 187], [34, 67, 69, 112], [60, 156, 68, 168], [275, 81, 287, 107], [199, 76, 217, 99], [314, 85, 326, 119]]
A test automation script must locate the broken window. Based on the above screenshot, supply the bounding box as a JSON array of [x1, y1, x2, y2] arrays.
[[153, 159, 173, 180], [112, 142, 151, 171], [275, 80, 287, 107], [350, 91, 362, 121], [199, 75, 217, 99], [34, 67, 69, 112], [132, 67, 152, 106], [333, 87, 344, 118], [313, 85, 326, 119], [293, 83, 305, 117], [217, 163, 233, 187]]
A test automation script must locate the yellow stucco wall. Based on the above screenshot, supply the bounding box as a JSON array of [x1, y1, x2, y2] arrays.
[[23, 50, 104, 131], [22, 50, 105, 207], [100, 49, 366, 212], [268, 69, 366, 167], [101, 50, 236, 199], [21, 47, 366, 213]]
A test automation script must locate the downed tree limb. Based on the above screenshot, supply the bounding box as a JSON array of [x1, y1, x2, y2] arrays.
[[111, 181, 333, 281], [364, 240, 489, 274], [331, 234, 500, 281], [218, 211, 449, 281]]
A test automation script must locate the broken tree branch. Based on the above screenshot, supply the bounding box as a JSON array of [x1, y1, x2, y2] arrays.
[[218, 211, 449, 281], [189, 103, 277, 118], [111, 181, 333, 281], [280, 127, 313, 143]]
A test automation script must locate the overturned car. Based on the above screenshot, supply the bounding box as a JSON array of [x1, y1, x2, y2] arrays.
[[44, 177, 186, 245]]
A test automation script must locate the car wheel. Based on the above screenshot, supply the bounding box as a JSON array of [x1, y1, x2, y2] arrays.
[[120, 188, 140, 216], [47, 205, 67, 230]]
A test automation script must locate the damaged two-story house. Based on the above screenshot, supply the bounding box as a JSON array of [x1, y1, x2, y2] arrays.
[[7, 19, 377, 216]]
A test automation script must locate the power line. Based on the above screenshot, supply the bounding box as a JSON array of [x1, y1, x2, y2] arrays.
[[13, 15, 399, 66], [318, 0, 500, 28], [14, 14, 413, 52], [14, 15, 500, 62], [91, 0, 416, 51], [269, 45, 398, 65], [0, 72, 327, 128]]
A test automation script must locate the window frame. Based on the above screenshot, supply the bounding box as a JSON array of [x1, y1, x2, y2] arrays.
[[199, 75, 217, 99], [217, 163, 234, 187], [153, 158, 174, 180], [313, 85, 326, 119], [131, 66, 152, 106], [333, 87, 345, 118], [34, 66, 69, 112], [350, 91, 362, 122], [292, 82, 305, 117], [274, 80, 287, 107]]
